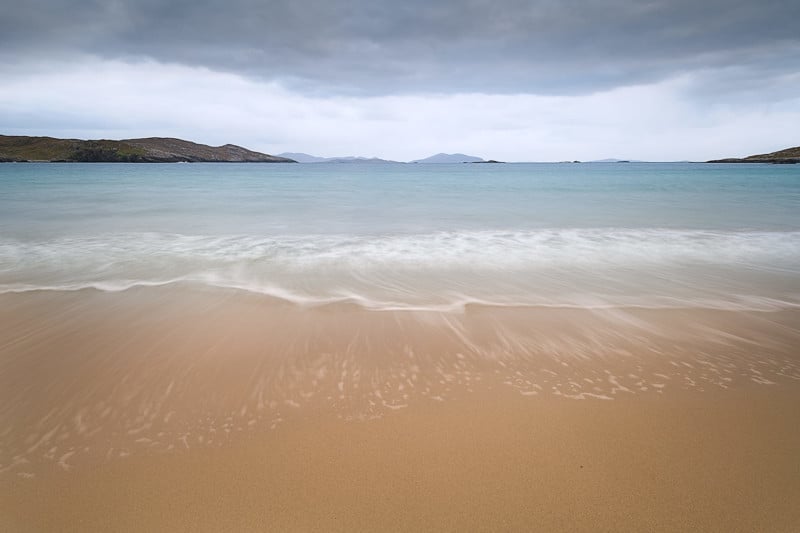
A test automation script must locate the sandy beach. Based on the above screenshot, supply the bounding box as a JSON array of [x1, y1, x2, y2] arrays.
[[1, 287, 799, 531]]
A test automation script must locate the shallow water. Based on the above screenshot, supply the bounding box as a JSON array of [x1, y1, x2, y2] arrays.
[[1, 162, 799, 309]]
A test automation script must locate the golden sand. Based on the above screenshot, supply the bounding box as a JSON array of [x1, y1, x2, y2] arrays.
[[1, 287, 799, 531]]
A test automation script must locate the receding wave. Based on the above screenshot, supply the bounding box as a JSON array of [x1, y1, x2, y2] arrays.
[[2, 230, 799, 310]]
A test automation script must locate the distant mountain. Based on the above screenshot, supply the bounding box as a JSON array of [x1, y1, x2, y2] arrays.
[[411, 153, 484, 163], [279, 151, 485, 163], [278, 152, 400, 163], [708, 145, 800, 164], [0, 135, 295, 163]]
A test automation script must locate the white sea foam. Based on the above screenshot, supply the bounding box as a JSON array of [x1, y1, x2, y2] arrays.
[[2, 230, 799, 310]]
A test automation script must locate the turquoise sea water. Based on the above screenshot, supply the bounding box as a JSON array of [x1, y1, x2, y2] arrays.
[[1, 162, 798, 309]]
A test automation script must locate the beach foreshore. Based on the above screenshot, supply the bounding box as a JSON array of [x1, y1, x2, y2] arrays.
[[1, 287, 799, 531]]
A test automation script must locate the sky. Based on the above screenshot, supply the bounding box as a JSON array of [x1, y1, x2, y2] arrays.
[[1, 0, 799, 161]]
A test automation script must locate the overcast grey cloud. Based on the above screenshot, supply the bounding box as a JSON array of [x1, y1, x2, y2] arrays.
[[1, 1, 798, 159], [3, 0, 800, 95]]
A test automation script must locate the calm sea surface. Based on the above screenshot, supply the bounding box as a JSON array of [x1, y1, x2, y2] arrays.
[[1, 162, 798, 309]]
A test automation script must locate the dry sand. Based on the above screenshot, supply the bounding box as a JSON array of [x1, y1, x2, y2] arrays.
[[1, 286, 799, 531]]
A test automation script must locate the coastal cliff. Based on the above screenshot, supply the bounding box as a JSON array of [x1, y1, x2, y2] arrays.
[[0, 135, 295, 163]]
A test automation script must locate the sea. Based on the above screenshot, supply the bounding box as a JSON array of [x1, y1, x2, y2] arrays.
[[1, 161, 799, 311]]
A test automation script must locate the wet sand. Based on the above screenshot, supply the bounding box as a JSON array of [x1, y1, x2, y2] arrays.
[[2, 287, 800, 531]]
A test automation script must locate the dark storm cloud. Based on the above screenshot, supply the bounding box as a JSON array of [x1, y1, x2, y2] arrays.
[[3, 0, 799, 94]]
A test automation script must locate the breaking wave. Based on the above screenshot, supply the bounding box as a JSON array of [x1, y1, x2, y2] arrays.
[[2, 229, 799, 310]]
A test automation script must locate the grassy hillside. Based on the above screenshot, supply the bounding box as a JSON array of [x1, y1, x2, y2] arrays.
[[0, 135, 295, 163], [708, 145, 800, 164], [743, 146, 800, 161]]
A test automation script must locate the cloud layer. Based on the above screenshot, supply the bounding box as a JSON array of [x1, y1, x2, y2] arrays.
[[3, 0, 800, 95]]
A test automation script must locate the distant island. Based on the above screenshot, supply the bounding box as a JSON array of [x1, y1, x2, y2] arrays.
[[0, 135, 295, 163], [708, 145, 800, 164], [410, 153, 484, 163], [277, 153, 400, 164], [279, 152, 485, 164]]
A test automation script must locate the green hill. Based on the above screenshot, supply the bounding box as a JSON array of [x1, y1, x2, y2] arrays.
[[0, 135, 295, 163]]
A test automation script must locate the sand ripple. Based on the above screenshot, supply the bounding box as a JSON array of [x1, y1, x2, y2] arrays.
[[1, 289, 799, 476]]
